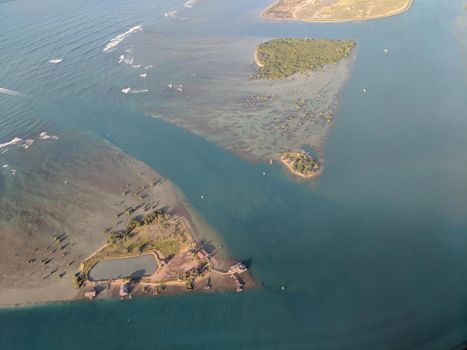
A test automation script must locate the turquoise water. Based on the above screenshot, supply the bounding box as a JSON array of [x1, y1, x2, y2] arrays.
[[1, 0, 467, 349]]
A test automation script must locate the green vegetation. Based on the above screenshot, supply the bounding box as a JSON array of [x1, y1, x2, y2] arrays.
[[254, 38, 355, 79], [73, 273, 85, 289], [143, 209, 167, 225], [281, 151, 320, 177], [123, 237, 182, 257], [80, 210, 190, 280], [125, 217, 143, 234]]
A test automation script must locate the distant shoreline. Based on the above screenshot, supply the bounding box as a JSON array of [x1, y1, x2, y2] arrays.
[[261, 0, 414, 23]]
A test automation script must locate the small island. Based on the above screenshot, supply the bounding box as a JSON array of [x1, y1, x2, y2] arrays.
[[262, 0, 413, 23], [76, 208, 255, 299], [280, 151, 321, 178], [254, 38, 356, 79]]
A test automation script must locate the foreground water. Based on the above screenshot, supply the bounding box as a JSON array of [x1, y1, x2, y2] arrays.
[[1, 0, 467, 349]]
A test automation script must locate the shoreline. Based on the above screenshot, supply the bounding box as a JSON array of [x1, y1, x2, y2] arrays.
[[254, 48, 264, 68], [0, 276, 260, 310], [278, 154, 323, 179], [261, 0, 414, 23], [0, 134, 256, 308]]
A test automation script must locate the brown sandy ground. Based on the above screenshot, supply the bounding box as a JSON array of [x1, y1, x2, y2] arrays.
[[262, 0, 413, 22]]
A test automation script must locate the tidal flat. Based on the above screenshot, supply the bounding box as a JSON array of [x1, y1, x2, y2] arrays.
[[0, 131, 242, 307], [118, 33, 356, 162]]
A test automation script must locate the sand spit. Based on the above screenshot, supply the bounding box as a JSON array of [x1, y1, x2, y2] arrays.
[[0, 131, 236, 307]]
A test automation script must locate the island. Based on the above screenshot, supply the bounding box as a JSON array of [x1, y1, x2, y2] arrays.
[[254, 38, 356, 79], [76, 208, 255, 299], [0, 132, 256, 308], [137, 34, 356, 168], [280, 151, 321, 178], [262, 0, 413, 22]]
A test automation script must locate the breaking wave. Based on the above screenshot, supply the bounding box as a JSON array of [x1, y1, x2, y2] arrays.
[[103, 25, 142, 53], [184, 0, 200, 8], [164, 10, 177, 18], [39, 132, 59, 140], [0, 88, 25, 97], [0, 137, 23, 150], [49, 58, 63, 64]]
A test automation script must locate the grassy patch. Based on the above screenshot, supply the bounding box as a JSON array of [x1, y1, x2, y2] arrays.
[[80, 210, 190, 278], [281, 151, 320, 176], [254, 38, 355, 79]]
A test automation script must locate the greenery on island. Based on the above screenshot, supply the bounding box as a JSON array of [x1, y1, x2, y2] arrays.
[[79, 210, 189, 280], [254, 38, 356, 79], [282, 151, 320, 176], [73, 272, 85, 289]]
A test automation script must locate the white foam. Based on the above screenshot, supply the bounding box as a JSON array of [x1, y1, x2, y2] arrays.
[[39, 132, 58, 140], [103, 25, 142, 53], [184, 0, 200, 8], [22, 139, 34, 149], [129, 89, 148, 94], [0, 137, 22, 149], [132, 64, 141, 68], [123, 56, 134, 65], [49, 58, 63, 64], [144, 65, 153, 69], [118, 55, 125, 63], [165, 10, 177, 18], [0, 88, 24, 97], [10, 169, 16, 175], [139, 73, 147, 78]]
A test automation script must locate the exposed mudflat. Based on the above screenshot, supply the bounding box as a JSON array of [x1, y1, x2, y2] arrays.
[[121, 34, 356, 161], [0, 132, 195, 306]]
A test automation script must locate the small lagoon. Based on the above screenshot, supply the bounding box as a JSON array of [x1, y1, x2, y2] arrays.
[[88, 255, 157, 281]]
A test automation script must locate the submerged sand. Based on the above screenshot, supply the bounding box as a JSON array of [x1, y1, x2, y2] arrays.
[[123, 34, 356, 162], [0, 131, 224, 307]]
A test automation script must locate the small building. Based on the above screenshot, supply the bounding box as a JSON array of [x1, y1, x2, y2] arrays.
[[120, 283, 130, 299], [231, 273, 244, 292], [196, 249, 210, 260], [228, 262, 247, 275], [84, 290, 96, 300]]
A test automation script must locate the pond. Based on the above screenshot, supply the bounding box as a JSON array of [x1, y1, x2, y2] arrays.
[[88, 254, 157, 281]]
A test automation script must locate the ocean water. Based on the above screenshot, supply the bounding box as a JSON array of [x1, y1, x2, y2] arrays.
[[1, 0, 467, 349]]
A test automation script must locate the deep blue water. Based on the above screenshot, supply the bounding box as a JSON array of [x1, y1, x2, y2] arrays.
[[1, 0, 467, 349]]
